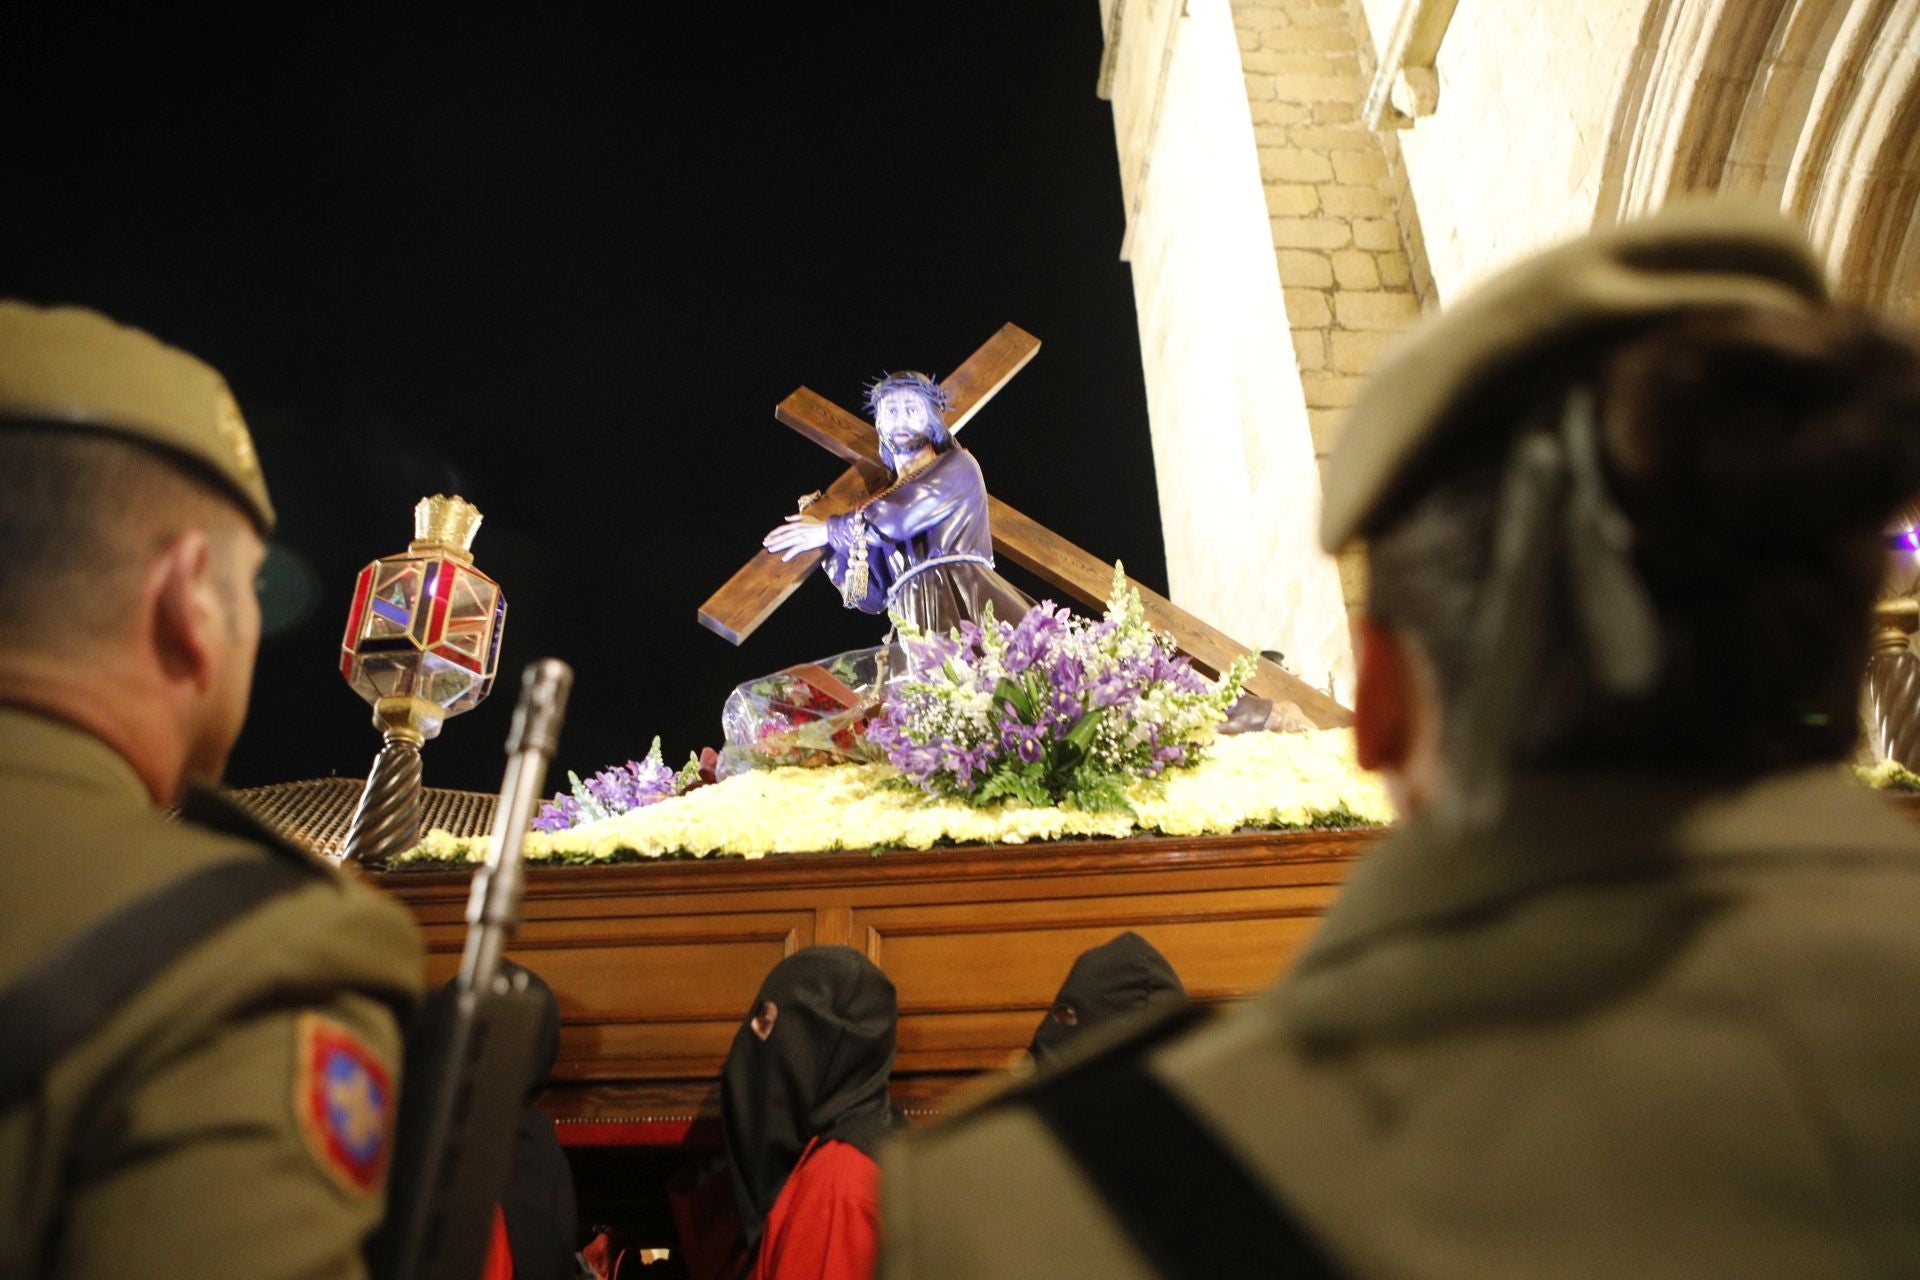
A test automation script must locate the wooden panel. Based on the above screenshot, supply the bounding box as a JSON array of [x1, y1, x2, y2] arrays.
[[418, 908, 815, 1081], [854, 881, 1337, 1073], [888, 998, 1251, 1074], [383, 830, 1368, 1118], [862, 888, 1337, 1006]]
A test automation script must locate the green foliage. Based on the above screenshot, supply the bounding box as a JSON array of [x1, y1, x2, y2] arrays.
[[1249, 803, 1379, 832], [974, 763, 1053, 809]]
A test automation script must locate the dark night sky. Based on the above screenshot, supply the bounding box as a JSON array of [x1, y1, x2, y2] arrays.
[[0, 7, 1168, 793]]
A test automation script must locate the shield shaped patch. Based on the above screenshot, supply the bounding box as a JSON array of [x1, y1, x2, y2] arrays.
[[295, 1012, 396, 1195]]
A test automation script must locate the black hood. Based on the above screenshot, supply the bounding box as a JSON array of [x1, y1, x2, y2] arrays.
[[1029, 931, 1187, 1068], [720, 946, 904, 1253]]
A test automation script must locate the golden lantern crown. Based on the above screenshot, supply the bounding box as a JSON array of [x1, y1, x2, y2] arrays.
[[410, 493, 484, 562]]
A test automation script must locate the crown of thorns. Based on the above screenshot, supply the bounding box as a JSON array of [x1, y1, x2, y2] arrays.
[[863, 370, 952, 418]]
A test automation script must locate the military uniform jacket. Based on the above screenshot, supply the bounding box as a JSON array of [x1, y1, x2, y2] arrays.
[[0, 708, 425, 1279], [881, 768, 1920, 1279]]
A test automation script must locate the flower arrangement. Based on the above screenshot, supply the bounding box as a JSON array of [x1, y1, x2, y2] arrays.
[[400, 728, 1393, 865], [866, 567, 1256, 812], [532, 736, 680, 832]]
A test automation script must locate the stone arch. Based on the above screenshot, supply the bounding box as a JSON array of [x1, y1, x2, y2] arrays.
[[1596, 0, 1920, 316], [1786, 0, 1920, 311], [1595, 0, 1800, 219], [1720, 0, 1849, 203]]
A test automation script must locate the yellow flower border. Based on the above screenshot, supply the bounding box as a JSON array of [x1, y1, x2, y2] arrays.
[[398, 729, 1394, 867]]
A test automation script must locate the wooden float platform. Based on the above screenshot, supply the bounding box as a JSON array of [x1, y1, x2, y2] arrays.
[[378, 826, 1374, 1144]]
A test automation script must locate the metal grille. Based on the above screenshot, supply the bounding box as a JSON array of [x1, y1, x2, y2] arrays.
[[223, 777, 497, 861]]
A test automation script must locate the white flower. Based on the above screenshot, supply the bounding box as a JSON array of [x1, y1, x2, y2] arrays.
[[396, 730, 1394, 865]]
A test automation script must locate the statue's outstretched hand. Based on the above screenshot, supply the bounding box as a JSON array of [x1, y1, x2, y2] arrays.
[[764, 513, 831, 561]]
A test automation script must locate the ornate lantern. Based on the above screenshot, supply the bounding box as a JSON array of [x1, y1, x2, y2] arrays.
[[338, 494, 507, 862]]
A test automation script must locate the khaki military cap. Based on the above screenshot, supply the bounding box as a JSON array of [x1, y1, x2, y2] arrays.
[[0, 301, 275, 532], [1320, 200, 1829, 551]]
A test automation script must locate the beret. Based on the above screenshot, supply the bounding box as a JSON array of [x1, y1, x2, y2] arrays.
[[0, 301, 275, 532], [1320, 199, 1828, 551]]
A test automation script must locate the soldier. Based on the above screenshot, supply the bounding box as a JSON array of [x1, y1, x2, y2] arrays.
[[877, 202, 1920, 1278], [0, 303, 423, 1277]]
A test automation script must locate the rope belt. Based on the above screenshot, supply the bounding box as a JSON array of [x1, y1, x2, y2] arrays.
[[886, 552, 995, 606]]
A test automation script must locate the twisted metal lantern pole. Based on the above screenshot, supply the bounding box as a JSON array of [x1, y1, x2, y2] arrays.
[[1864, 596, 1920, 770], [342, 703, 435, 865]]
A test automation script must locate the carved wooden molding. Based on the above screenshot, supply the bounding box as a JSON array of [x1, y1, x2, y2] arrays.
[[1363, 0, 1462, 130]]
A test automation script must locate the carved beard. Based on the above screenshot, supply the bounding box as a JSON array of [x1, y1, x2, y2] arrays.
[[882, 428, 935, 471]]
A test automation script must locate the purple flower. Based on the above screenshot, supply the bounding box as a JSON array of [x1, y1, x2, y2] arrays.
[[584, 756, 677, 812], [1148, 742, 1189, 775], [897, 744, 940, 778], [902, 631, 963, 674], [1045, 686, 1081, 730], [1090, 674, 1134, 710], [868, 575, 1233, 809], [1000, 721, 1047, 764], [1003, 605, 1066, 675], [1048, 654, 1086, 697], [532, 793, 584, 833], [945, 740, 996, 787], [540, 743, 682, 832], [864, 717, 906, 754], [1143, 650, 1208, 696]]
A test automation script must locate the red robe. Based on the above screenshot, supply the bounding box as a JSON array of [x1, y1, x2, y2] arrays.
[[482, 1205, 513, 1280], [748, 1137, 881, 1280]]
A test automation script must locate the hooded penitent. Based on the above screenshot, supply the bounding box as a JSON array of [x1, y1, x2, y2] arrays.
[[721, 947, 905, 1255], [1028, 931, 1187, 1069]]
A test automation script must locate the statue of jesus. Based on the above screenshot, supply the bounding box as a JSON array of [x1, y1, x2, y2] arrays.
[[762, 370, 1030, 636]]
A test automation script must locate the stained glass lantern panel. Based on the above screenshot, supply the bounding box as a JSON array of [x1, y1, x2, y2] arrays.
[[340, 553, 507, 715]]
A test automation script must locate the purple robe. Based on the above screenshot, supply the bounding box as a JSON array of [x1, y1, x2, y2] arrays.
[[821, 447, 1030, 635]]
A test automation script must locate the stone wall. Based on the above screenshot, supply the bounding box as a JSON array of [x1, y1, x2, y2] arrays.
[[1100, 0, 1356, 704], [1230, 0, 1429, 610], [1099, 0, 1920, 708], [1354, 0, 1659, 299]]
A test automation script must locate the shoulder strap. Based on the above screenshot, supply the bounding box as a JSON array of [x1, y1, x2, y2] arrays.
[[0, 854, 315, 1111], [1028, 1022, 1346, 1280]]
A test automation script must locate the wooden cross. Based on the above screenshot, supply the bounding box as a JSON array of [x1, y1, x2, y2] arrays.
[[698, 325, 1352, 728]]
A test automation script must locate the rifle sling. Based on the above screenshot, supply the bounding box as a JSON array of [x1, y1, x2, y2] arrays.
[[0, 856, 314, 1111], [1031, 1046, 1346, 1279]]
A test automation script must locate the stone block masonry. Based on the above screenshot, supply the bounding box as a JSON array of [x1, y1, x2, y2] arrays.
[[1099, 0, 1358, 703], [1232, 0, 1429, 609]]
